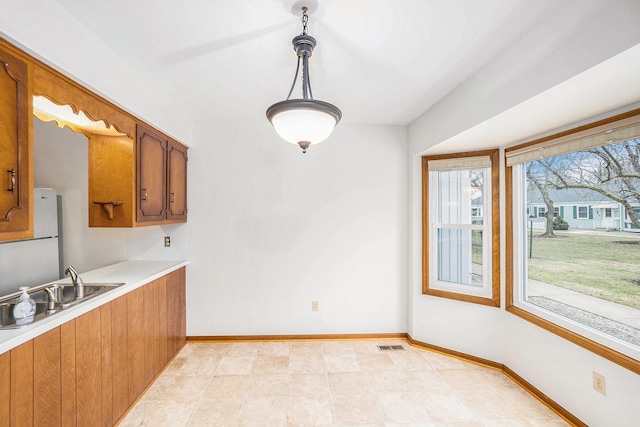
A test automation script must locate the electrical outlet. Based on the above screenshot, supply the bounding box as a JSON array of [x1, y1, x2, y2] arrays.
[[312, 301, 319, 311], [164, 236, 171, 247], [593, 372, 606, 395]]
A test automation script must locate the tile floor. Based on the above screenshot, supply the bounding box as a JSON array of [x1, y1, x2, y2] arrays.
[[119, 339, 571, 427]]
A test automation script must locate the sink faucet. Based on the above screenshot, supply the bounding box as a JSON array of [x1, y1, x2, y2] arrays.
[[65, 265, 84, 299], [42, 286, 56, 313]]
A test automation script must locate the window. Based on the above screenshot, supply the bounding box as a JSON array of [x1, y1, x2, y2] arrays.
[[577, 206, 588, 219], [422, 150, 499, 307], [506, 109, 640, 374], [553, 207, 560, 217], [537, 206, 547, 218]]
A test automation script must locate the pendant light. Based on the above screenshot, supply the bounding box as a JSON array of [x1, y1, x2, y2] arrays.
[[266, 6, 342, 153]]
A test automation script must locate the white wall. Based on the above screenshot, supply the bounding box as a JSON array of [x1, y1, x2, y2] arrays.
[[505, 315, 640, 426], [186, 120, 408, 336]]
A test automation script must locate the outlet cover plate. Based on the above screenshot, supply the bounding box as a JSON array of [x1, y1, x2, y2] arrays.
[[593, 372, 606, 395]]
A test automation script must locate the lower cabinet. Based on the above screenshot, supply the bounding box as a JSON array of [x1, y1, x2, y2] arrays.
[[0, 267, 186, 427]]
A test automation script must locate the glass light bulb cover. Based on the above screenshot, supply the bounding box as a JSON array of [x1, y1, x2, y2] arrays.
[[266, 99, 342, 146]]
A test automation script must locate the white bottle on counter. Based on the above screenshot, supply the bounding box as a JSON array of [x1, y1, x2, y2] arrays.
[[13, 287, 36, 326]]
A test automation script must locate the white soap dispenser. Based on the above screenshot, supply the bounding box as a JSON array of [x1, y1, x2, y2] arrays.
[[13, 287, 36, 326]]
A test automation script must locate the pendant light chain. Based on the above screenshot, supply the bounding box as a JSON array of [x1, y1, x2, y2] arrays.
[[302, 7, 309, 35], [300, 7, 311, 99]]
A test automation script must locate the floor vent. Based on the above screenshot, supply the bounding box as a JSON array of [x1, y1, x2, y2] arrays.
[[377, 345, 405, 351]]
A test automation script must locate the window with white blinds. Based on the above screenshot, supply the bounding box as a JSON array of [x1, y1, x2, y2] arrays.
[[422, 150, 500, 307]]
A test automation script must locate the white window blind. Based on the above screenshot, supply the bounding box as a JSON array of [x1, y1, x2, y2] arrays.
[[505, 115, 640, 166], [427, 155, 491, 171]]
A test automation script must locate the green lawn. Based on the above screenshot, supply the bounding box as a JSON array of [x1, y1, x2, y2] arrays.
[[528, 231, 640, 309]]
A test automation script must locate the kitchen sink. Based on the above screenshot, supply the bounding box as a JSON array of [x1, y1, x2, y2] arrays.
[[0, 282, 124, 329], [51, 283, 123, 308]]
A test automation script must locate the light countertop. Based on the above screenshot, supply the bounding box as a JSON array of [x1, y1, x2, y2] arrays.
[[0, 260, 188, 354]]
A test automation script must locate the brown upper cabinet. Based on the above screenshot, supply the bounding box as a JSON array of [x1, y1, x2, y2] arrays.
[[0, 37, 188, 233], [89, 125, 188, 227], [137, 124, 188, 223], [0, 47, 32, 240]]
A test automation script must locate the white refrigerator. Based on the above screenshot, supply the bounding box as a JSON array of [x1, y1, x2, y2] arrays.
[[0, 188, 62, 296]]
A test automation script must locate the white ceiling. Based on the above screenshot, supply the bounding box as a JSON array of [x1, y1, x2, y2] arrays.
[[49, 0, 568, 126]]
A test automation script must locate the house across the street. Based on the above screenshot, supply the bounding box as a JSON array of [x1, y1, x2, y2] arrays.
[[526, 187, 640, 232]]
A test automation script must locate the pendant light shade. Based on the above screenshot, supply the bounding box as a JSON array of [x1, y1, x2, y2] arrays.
[[266, 7, 341, 153], [266, 99, 341, 151]]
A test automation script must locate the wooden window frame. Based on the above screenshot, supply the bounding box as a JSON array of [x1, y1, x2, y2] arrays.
[[505, 108, 640, 375], [422, 149, 500, 307]]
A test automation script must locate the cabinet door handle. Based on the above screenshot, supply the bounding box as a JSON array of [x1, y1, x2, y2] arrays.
[[170, 192, 175, 203], [141, 188, 148, 201], [7, 168, 15, 193]]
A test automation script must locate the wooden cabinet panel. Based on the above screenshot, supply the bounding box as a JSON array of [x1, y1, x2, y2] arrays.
[[143, 280, 158, 386], [75, 310, 102, 427], [100, 304, 113, 427], [166, 266, 187, 356], [60, 320, 76, 427], [166, 270, 178, 357], [167, 141, 188, 221], [10, 340, 33, 427], [137, 124, 167, 222], [34, 327, 61, 427], [178, 268, 187, 349], [157, 276, 168, 368], [127, 286, 146, 402], [110, 295, 129, 420], [0, 46, 31, 239], [0, 351, 10, 427]]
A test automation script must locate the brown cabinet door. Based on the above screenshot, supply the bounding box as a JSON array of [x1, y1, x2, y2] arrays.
[[100, 304, 113, 427], [34, 327, 62, 427], [61, 320, 77, 427], [0, 351, 11, 427], [157, 275, 169, 368], [111, 296, 129, 420], [166, 266, 187, 356], [0, 47, 31, 237], [127, 286, 146, 402], [137, 124, 167, 222], [75, 309, 102, 427], [143, 279, 158, 386], [10, 340, 33, 427], [167, 141, 188, 221]]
